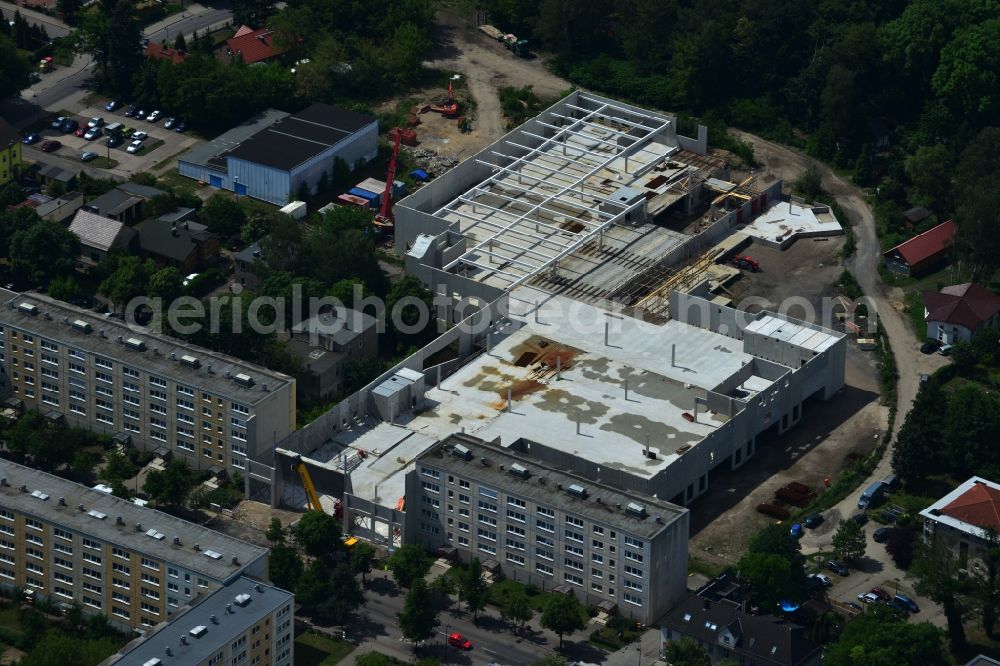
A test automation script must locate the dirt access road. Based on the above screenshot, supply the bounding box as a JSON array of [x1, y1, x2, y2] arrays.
[[424, 10, 570, 151]]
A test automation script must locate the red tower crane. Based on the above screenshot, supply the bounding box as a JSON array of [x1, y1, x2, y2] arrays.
[[374, 130, 401, 230]]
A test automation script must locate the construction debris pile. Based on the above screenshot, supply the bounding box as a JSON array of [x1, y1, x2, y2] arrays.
[[407, 148, 460, 178]]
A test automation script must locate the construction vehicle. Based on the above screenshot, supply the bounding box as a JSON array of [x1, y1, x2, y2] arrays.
[[374, 131, 401, 231], [502, 33, 529, 56], [292, 455, 344, 521], [730, 254, 760, 272], [427, 80, 459, 116]]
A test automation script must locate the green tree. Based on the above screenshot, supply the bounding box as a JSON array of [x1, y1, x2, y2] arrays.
[[793, 165, 822, 199], [736, 552, 803, 613], [5, 411, 78, 470], [665, 637, 711, 666], [397, 578, 438, 643], [351, 541, 377, 584], [932, 18, 1000, 123], [387, 544, 431, 588], [824, 607, 945, 666], [173, 32, 187, 52], [892, 380, 945, 487], [268, 543, 303, 592], [200, 194, 247, 237], [57, 0, 82, 24], [71, 450, 99, 476], [500, 588, 534, 632], [540, 594, 585, 648], [47, 275, 81, 303], [98, 256, 156, 310], [458, 558, 489, 619], [0, 34, 31, 99], [912, 541, 972, 651], [354, 652, 396, 666], [531, 657, 568, 666], [315, 562, 364, 624], [385, 275, 436, 352], [18, 630, 120, 666], [9, 218, 79, 286], [148, 266, 184, 302], [378, 22, 431, 90], [100, 450, 137, 483], [832, 519, 867, 561], [142, 458, 195, 507], [266, 517, 285, 544], [291, 511, 343, 561]]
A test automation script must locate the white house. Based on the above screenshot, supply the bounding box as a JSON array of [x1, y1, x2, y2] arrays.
[[922, 283, 1000, 344]]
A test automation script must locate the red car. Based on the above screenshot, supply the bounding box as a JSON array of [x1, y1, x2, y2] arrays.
[[40, 140, 61, 152], [871, 586, 892, 601], [74, 127, 87, 137], [447, 632, 472, 650]]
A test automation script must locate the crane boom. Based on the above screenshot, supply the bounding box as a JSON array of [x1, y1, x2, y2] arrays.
[[375, 131, 402, 228], [293, 457, 322, 513]]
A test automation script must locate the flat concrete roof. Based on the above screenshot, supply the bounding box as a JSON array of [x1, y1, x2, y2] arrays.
[[109, 577, 292, 665], [0, 293, 293, 403], [744, 315, 840, 353], [422, 435, 687, 539], [0, 460, 267, 582], [741, 200, 842, 247]]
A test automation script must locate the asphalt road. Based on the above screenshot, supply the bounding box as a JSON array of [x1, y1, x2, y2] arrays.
[[0, 0, 70, 37], [347, 574, 558, 666], [142, 6, 233, 44]]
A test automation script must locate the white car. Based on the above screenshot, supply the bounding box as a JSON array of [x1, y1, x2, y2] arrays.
[[808, 573, 832, 587], [857, 592, 880, 604], [50, 116, 67, 129], [132, 131, 148, 142], [182, 273, 199, 287], [87, 116, 104, 128], [126, 139, 144, 154], [83, 127, 102, 140], [145, 110, 161, 122]]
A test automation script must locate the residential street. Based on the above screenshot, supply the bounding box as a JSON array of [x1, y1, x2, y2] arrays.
[[142, 3, 234, 45], [0, 0, 70, 37]]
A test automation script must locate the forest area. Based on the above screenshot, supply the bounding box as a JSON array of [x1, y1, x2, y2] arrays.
[[481, 0, 1000, 278]]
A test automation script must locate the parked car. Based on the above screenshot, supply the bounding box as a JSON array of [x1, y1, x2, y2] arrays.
[[124, 104, 139, 117], [873, 527, 893, 543], [74, 127, 88, 137], [173, 120, 188, 132], [807, 573, 832, 587], [84, 127, 102, 140], [126, 139, 144, 154], [894, 594, 919, 613], [105, 99, 122, 111], [40, 140, 61, 152], [889, 597, 911, 614], [163, 116, 176, 129], [132, 131, 148, 142], [59, 118, 79, 133], [145, 110, 161, 122], [106, 135, 124, 148], [447, 633, 472, 650], [857, 592, 880, 604], [845, 601, 863, 612], [23, 132, 42, 145], [870, 587, 891, 601], [803, 514, 824, 528], [920, 340, 941, 354], [789, 523, 803, 539], [122, 127, 136, 138], [50, 116, 67, 129], [80, 151, 98, 162], [87, 117, 104, 128], [826, 560, 850, 577], [939, 344, 954, 356], [850, 512, 870, 526], [135, 109, 147, 120]]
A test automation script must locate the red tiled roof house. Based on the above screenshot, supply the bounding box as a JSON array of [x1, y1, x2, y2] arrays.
[[923, 283, 1000, 344], [222, 26, 288, 64], [883, 219, 957, 277], [922, 477, 1000, 570], [145, 42, 187, 64]]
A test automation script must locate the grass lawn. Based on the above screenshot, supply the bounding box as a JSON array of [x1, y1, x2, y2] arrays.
[[89, 157, 119, 169], [293, 631, 354, 666], [81, 92, 105, 108], [153, 148, 192, 171], [487, 579, 590, 624], [135, 138, 165, 157]]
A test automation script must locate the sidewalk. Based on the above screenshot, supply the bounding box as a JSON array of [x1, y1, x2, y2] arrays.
[[141, 2, 207, 36]]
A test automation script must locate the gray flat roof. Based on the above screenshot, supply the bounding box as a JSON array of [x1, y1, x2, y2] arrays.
[[0, 293, 293, 403], [423, 435, 687, 539], [0, 460, 268, 581], [178, 109, 289, 172], [110, 577, 292, 665]]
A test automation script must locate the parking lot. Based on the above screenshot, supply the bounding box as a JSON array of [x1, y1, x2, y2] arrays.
[[27, 101, 203, 176]]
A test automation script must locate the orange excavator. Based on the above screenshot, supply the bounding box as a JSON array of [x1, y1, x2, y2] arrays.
[[428, 81, 459, 116]]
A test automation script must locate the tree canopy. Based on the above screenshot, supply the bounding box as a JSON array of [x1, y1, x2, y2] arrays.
[[387, 544, 431, 588], [824, 606, 945, 666], [291, 511, 343, 561], [540, 594, 585, 648], [397, 578, 438, 643], [832, 519, 867, 562]]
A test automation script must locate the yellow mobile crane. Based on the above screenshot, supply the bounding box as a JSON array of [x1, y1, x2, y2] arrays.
[[292, 456, 356, 547]]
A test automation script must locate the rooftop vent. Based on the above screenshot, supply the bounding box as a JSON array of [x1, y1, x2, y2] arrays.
[[452, 444, 473, 460], [625, 502, 648, 519], [71, 319, 92, 333], [173, 537, 181, 546], [508, 463, 530, 480], [78, 503, 85, 511], [225, 603, 232, 614], [19, 485, 27, 493], [232, 556, 240, 566], [180, 354, 201, 369], [146, 528, 165, 540], [480, 457, 489, 466], [189, 625, 208, 638], [566, 484, 588, 499], [115, 335, 123, 343], [170, 353, 177, 361], [125, 337, 146, 352], [204, 549, 222, 560], [88, 510, 107, 520], [116, 517, 124, 526], [193, 543, 200, 551], [58, 497, 66, 506], [29, 490, 49, 501], [17, 302, 38, 316], [135, 523, 143, 532], [234, 373, 254, 388], [254, 584, 262, 593], [210, 614, 218, 624], [144, 659, 163, 666], [233, 593, 251, 607]]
